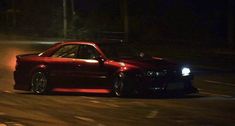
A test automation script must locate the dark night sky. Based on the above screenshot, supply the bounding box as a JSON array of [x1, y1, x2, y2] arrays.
[[70, 0, 228, 39], [0, 0, 232, 45]]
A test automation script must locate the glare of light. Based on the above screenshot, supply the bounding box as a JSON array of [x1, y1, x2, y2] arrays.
[[118, 72, 125, 78], [84, 59, 99, 63], [182, 67, 191, 76], [147, 71, 154, 76], [38, 52, 44, 56], [152, 57, 163, 60], [119, 62, 125, 66], [120, 66, 128, 71], [3, 48, 28, 71]]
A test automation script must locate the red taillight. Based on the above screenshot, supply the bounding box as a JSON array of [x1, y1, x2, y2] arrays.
[[15, 56, 20, 70]]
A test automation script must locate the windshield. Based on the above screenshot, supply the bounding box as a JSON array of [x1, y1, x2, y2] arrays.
[[99, 43, 150, 60]]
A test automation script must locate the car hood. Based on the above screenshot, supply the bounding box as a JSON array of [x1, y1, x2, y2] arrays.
[[119, 57, 179, 70]]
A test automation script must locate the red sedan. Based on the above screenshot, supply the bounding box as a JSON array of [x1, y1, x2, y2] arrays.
[[14, 41, 198, 97]]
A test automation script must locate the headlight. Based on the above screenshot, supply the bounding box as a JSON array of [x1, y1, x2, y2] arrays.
[[146, 71, 155, 76], [181, 67, 191, 76]]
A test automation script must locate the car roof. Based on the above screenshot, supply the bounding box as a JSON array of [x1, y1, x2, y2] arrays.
[[41, 41, 100, 57], [60, 41, 97, 45], [60, 39, 125, 46], [41, 40, 126, 57]]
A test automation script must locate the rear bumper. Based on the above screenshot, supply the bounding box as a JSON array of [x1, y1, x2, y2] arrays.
[[14, 70, 30, 91]]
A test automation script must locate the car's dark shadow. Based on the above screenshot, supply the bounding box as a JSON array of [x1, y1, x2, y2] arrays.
[[15, 91, 205, 99], [15, 91, 112, 97], [142, 93, 205, 99]]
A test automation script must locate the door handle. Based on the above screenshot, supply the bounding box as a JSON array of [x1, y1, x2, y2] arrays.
[[75, 64, 81, 68]]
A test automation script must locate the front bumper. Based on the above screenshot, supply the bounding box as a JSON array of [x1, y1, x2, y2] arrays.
[[134, 74, 198, 95], [147, 85, 199, 94]]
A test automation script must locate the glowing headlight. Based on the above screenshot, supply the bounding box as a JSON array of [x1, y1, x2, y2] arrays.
[[181, 67, 191, 76], [146, 71, 154, 76]]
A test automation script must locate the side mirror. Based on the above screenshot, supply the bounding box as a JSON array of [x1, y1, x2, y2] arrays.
[[139, 52, 145, 58], [96, 55, 105, 65]]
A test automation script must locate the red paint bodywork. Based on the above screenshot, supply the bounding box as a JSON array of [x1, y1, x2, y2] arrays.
[[52, 88, 110, 93], [14, 42, 136, 92], [14, 41, 195, 94]]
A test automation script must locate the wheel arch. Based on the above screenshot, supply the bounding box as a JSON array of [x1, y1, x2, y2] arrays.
[[30, 64, 48, 76], [28, 64, 49, 87], [111, 68, 142, 96]]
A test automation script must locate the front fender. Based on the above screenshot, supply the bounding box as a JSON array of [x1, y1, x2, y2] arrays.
[[29, 64, 48, 78]]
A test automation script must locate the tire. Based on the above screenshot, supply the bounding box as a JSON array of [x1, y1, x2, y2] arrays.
[[31, 71, 48, 94], [112, 76, 129, 97]]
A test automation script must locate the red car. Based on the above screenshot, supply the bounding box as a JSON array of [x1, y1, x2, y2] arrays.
[[14, 41, 198, 97]]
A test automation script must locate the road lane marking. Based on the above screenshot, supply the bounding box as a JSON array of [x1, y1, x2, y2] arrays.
[[2, 91, 13, 94], [3, 122, 15, 123], [90, 100, 100, 104], [74, 116, 106, 126], [74, 116, 95, 122], [196, 96, 235, 100], [106, 103, 120, 108], [199, 90, 232, 97], [4, 122, 24, 126], [11, 124, 24, 126], [131, 102, 147, 107], [204, 80, 235, 87], [0, 112, 5, 115], [97, 123, 106, 126], [196, 89, 235, 100], [200, 91, 232, 98], [89, 100, 119, 107], [146, 110, 158, 119], [80, 96, 97, 100]]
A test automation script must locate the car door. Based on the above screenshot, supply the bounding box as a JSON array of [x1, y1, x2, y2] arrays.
[[48, 44, 81, 88], [73, 44, 109, 89]]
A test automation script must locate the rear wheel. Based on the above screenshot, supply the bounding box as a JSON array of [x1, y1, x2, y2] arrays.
[[31, 71, 48, 94]]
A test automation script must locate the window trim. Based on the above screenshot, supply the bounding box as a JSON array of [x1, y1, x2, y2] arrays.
[[51, 44, 79, 58], [77, 44, 101, 60]]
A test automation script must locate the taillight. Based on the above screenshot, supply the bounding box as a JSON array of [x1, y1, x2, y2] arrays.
[[15, 57, 20, 70]]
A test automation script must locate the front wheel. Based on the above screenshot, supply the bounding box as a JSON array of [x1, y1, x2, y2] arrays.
[[113, 77, 124, 97], [112, 75, 133, 97], [31, 71, 48, 94]]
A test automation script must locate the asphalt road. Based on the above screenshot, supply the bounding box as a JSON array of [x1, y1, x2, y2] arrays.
[[0, 42, 235, 126]]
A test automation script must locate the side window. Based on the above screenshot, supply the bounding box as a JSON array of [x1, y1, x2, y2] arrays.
[[77, 45, 100, 59], [52, 45, 79, 58]]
